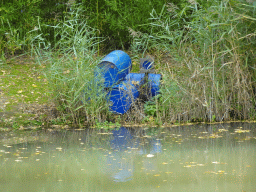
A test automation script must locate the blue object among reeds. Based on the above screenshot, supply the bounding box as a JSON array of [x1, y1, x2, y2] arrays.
[[95, 50, 161, 114]]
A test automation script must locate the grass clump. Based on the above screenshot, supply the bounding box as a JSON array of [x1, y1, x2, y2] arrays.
[[132, 0, 256, 123], [2, 1, 256, 128], [34, 6, 113, 127]]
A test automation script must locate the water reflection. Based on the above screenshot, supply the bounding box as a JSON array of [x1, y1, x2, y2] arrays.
[[107, 127, 134, 182], [107, 127, 162, 182], [0, 123, 255, 192]]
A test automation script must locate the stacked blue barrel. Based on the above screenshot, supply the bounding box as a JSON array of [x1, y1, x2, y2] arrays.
[[96, 50, 161, 114]]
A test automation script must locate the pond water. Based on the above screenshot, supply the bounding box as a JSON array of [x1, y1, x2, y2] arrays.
[[0, 122, 256, 192]]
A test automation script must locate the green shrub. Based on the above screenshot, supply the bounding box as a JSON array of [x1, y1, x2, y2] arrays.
[[0, 0, 68, 56], [0, 0, 193, 54], [76, 0, 189, 50]]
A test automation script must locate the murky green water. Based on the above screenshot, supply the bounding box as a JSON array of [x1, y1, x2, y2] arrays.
[[0, 123, 256, 192]]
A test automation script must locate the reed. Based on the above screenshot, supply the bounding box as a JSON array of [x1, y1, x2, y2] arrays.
[[23, 1, 256, 126], [132, 0, 256, 123], [33, 6, 112, 126]]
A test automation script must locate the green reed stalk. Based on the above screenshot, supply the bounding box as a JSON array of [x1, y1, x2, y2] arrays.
[[30, 5, 112, 126], [133, 0, 256, 123]]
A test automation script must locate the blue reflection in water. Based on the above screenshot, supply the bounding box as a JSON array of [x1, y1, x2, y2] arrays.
[[107, 127, 135, 182], [111, 127, 134, 151], [138, 139, 162, 155], [106, 127, 162, 182]]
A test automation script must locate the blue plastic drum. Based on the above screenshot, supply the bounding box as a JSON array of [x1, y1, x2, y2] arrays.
[[107, 80, 139, 114], [97, 50, 132, 88], [148, 74, 161, 97], [125, 73, 145, 88], [125, 73, 161, 97], [141, 59, 154, 70]]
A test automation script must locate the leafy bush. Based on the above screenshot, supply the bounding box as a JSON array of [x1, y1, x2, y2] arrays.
[[0, 0, 192, 54], [0, 0, 68, 56], [76, 0, 190, 50]]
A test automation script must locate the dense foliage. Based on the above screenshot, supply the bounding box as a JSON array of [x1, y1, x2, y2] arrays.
[[139, 0, 256, 122], [1, 0, 192, 55], [1, 0, 256, 126], [0, 0, 68, 56], [76, 0, 188, 50]]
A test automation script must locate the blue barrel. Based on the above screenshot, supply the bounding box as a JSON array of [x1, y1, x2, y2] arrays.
[[141, 59, 154, 70], [107, 80, 139, 114], [125, 73, 145, 88], [148, 74, 161, 97], [97, 50, 132, 88], [140, 57, 154, 73], [125, 73, 161, 97]]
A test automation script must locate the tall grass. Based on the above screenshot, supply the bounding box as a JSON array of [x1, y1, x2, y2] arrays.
[[32, 6, 112, 126], [133, 0, 256, 123], [24, 1, 256, 125]]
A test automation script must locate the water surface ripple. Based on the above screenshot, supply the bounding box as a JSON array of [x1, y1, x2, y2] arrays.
[[0, 122, 255, 192]]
